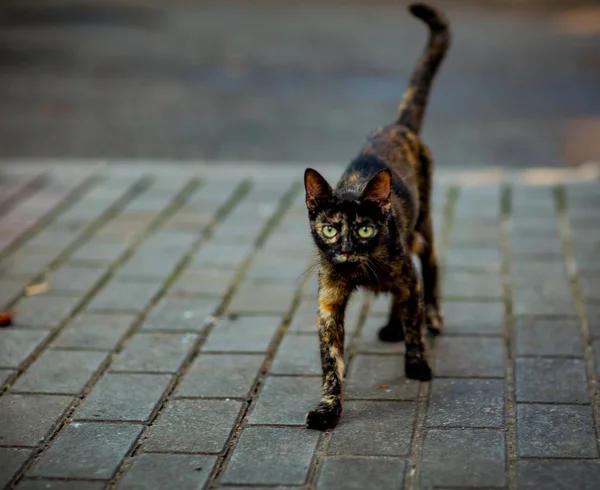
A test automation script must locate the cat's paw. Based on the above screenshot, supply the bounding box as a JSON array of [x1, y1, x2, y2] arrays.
[[306, 403, 341, 431], [405, 357, 433, 381], [378, 323, 404, 342], [424, 304, 444, 336]]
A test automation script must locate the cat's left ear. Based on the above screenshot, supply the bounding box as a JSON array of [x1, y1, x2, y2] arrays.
[[361, 169, 392, 212], [304, 168, 334, 210]]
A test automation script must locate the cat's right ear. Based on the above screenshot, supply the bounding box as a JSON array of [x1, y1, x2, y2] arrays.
[[304, 168, 333, 211]]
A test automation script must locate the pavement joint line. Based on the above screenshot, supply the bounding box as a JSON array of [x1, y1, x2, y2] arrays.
[[500, 184, 518, 490], [0, 170, 48, 221], [5, 178, 202, 488], [556, 184, 600, 458], [0, 171, 102, 261], [3, 175, 153, 311], [107, 180, 301, 488], [404, 183, 458, 490]]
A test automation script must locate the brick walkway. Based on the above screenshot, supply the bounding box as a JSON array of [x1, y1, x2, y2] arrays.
[[1, 161, 600, 489]]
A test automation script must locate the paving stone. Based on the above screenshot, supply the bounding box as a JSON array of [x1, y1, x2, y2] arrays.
[[0, 448, 31, 489], [328, 401, 415, 456], [270, 334, 320, 375], [142, 399, 242, 453], [513, 293, 577, 316], [289, 295, 363, 334], [420, 429, 506, 488], [116, 453, 218, 490], [317, 456, 405, 490], [169, 269, 236, 297], [111, 333, 197, 373], [188, 244, 249, 271], [515, 357, 588, 403], [228, 283, 297, 314], [13, 295, 81, 329], [87, 278, 163, 312], [0, 329, 50, 368], [0, 394, 72, 446], [587, 302, 600, 338], [247, 376, 320, 425], [138, 229, 198, 251], [517, 404, 598, 457], [202, 315, 281, 353], [176, 354, 263, 398], [45, 266, 106, 294], [11, 350, 106, 394], [443, 248, 501, 271], [356, 316, 405, 354], [75, 373, 172, 422], [515, 317, 583, 356], [116, 251, 183, 279], [442, 271, 503, 300], [346, 355, 419, 400], [441, 301, 505, 335], [579, 275, 600, 302], [433, 337, 505, 377], [0, 369, 16, 386], [510, 236, 563, 259], [0, 252, 55, 279], [0, 279, 28, 309], [426, 378, 504, 428], [52, 313, 136, 350], [69, 238, 130, 264], [245, 255, 309, 283], [517, 459, 600, 490], [221, 427, 319, 485], [16, 480, 107, 490], [141, 297, 218, 332], [28, 422, 142, 478]]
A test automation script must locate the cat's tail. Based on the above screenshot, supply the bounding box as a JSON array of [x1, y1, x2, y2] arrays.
[[395, 3, 450, 134]]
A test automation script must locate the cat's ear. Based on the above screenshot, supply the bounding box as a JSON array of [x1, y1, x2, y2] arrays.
[[304, 168, 333, 210], [361, 169, 392, 212]]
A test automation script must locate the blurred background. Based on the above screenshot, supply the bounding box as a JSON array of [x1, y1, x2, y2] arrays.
[[0, 0, 599, 168]]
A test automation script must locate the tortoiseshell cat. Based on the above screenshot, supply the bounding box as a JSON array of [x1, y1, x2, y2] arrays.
[[303, 2, 450, 430]]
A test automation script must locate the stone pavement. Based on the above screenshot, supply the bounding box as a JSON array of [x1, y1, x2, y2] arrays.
[[1, 160, 600, 489]]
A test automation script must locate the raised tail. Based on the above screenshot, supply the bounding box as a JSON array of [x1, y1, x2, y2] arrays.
[[395, 3, 450, 133]]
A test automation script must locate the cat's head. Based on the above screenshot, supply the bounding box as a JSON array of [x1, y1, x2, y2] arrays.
[[304, 167, 393, 266]]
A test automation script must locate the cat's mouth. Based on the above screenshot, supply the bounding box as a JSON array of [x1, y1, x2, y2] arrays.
[[333, 254, 362, 264]]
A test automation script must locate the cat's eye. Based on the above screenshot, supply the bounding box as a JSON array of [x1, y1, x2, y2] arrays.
[[358, 225, 374, 238], [322, 225, 338, 238]]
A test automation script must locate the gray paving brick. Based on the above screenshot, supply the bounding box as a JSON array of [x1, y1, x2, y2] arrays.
[[517, 404, 598, 457], [116, 251, 183, 279], [517, 459, 600, 490], [510, 235, 563, 259], [580, 275, 600, 302], [169, 269, 236, 297], [270, 334, 320, 375], [515, 317, 583, 356], [28, 422, 142, 479], [247, 376, 320, 425], [426, 378, 504, 428], [0, 369, 16, 386], [245, 254, 308, 282], [513, 293, 577, 316], [0, 252, 55, 279], [138, 229, 197, 251], [356, 316, 405, 354], [0, 329, 50, 368], [443, 247, 501, 271], [52, 313, 136, 350], [176, 354, 263, 398], [69, 237, 130, 264], [442, 271, 503, 300], [221, 427, 319, 485], [87, 278, 163, 312], [328, 401, 415, 456], [433, 337, 505, 377], [188, 243, 249, 271], [45, 266, 106, 294], [111, 332, 197, 373], [421, 429, 506, 488], [116, 453, 218, 490], [75, 373, 172, 422], [441, 301, 505, 335], [13, 295, 81, 329], [515, 357, 588, 403], [0, 278, 27, 309], [202, 315, 281, 353], [0, 394, 72, 446], [346, 355, 419, 400], [142, 399, 242, 453], [587, 302, 600, 338], [317, 456, 405, 490], [141, 297, 218, 332], [289, 295, 363, 334], [16, 480, 106, 490], [0, 448, 31, 489], [228, 283, 296, 314], [12, 350, 106, 394]]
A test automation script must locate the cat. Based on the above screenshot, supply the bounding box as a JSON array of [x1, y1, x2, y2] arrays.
[[303, 2, 450, 431]]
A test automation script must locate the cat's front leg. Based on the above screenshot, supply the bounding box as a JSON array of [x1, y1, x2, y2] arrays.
[[306, 278, 349, 431]]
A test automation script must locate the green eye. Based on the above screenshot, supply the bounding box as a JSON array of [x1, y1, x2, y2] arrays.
[[322, 225, 337, 238], [358, 225, 374, 238]]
